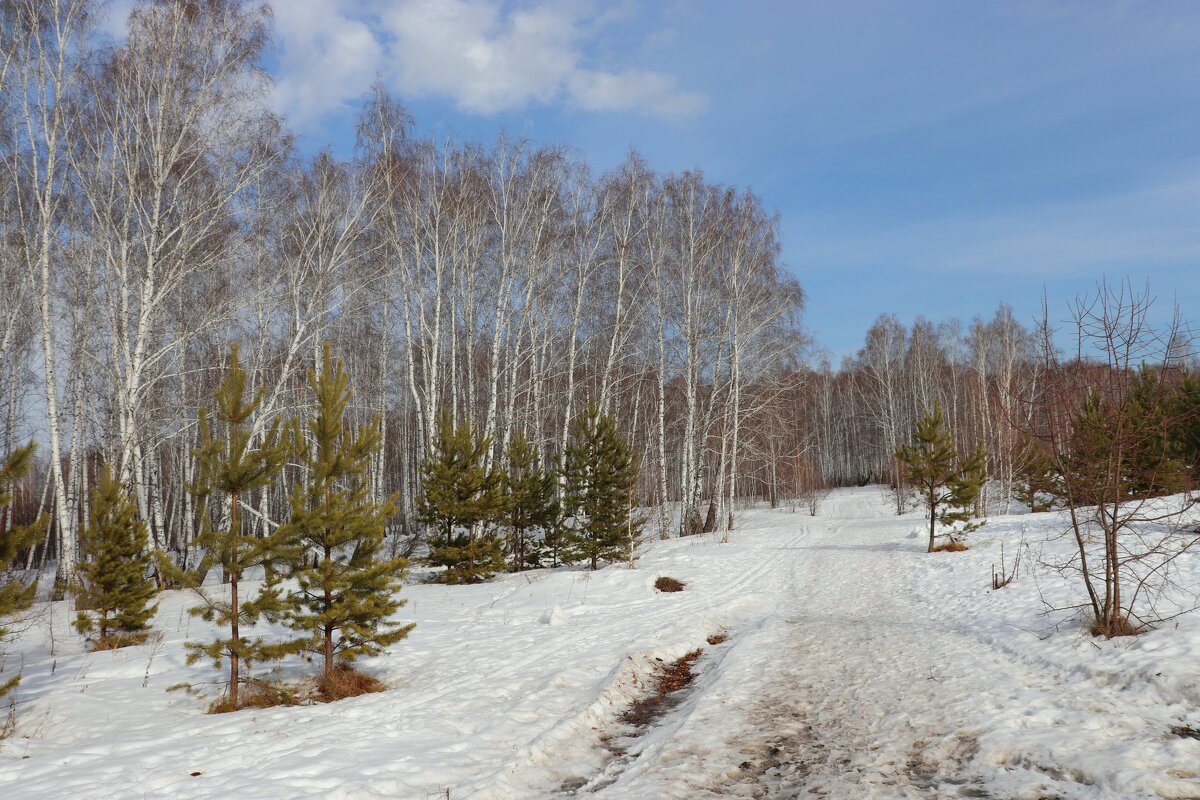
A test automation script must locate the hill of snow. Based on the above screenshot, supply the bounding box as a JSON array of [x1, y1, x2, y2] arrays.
[[1, 487, 1198, 798]]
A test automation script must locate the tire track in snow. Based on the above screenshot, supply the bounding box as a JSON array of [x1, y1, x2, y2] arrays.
[[728, 520, 992, 798], [735, 514, 1195, 799], [405, 529, 802, 723], [612, 519, 993, 797]]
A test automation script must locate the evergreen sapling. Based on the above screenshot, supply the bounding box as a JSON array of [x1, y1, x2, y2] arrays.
[[75, 467, 158, 648], [501, 432, 558, 571], [1014, 440, 1060, 513], [0, 443, 45, 698], [895, 403, 987, 552], [173, 345, 296, 710], [417, 409, 509, 584], [280, 347, 414, 693], [562, 401, 643, 570], [1170, 374, 1200, 476]]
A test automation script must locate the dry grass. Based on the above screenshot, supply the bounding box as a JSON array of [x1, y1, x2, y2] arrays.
[[654, 576, 686, 593], [931, 540, 969, 553], [316, 664, 386, 702], [206, 665, 386, 713], [209, 680, 299, 714], [1090, 614, 1142, 638], [89, 631, 150, 651], [706, 632, 728, 646]]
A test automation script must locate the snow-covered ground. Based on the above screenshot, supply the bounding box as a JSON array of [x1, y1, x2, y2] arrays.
[[1, 487, 1198, 799]]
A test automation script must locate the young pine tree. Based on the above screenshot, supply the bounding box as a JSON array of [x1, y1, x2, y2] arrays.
[[1014, 439, 1060, 513], [540, 518, 570, 568], [1, 443, 45, 698], [501, 432, 558, 571], [1170, 374, 1200, 477], [280, 347, 414, 689], [417, 409, 509, 584], [74, 468, 158, 648], [1125, 370, 1190, 497], [1064, 384, 1190, 506], [179, 345, 295, 710], [895, 403, 987, 552], [562, 401, 643, 570]]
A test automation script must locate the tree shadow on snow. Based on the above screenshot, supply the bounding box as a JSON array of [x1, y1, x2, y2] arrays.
[[796, 542, 922, 554]]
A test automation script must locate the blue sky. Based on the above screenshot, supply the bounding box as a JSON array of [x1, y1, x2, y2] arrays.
[[117, 0, 1200, 357]]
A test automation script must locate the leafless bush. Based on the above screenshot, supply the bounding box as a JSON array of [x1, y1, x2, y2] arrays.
[[991, 540, 1024, 590], [798, 482, 832, 516], [784, 457, 831, 515]]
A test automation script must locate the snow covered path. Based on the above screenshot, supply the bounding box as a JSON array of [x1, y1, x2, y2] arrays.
[[2, 487, 1198, 799], [599, 489, 1200, 799]]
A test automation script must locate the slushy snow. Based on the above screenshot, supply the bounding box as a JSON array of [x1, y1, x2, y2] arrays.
[[1, 487, 1198, 798]]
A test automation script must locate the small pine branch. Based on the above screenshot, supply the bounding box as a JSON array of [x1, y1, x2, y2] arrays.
[[1, 443, 43, 698]]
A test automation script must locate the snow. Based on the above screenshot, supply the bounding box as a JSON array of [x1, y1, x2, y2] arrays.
[[1, 487, 1198, 798]]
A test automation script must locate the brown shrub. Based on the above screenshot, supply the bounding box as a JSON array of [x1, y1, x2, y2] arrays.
[[89, 631, 150, 651], [316, 664, 386, 702], [1090, 614, 1142, 638], [931, 540, 969, 553], [209, 680, 299, 714], [654, 576, 685, 593]]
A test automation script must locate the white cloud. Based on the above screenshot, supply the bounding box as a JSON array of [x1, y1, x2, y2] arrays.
[[379, 0, 578, 114], [271, 0, 384, 128], [270, 0, 705, 129], [569, 68, 705, 119]]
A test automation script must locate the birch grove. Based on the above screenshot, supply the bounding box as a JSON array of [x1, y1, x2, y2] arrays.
[[2, 1, 1191, 586], [0, 0, 808, 577]]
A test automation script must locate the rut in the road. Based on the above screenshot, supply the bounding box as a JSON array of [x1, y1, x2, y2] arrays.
[[559, 634, 732, 796]]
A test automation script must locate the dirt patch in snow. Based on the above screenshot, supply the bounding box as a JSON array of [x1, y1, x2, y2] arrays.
[[654, 576, 686, 593], [620, 648, 703, 728]]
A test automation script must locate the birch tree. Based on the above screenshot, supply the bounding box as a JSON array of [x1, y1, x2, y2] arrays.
[[1, 0, 95, 585]]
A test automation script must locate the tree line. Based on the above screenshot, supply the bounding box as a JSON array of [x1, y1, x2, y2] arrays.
[[876, 283, 1198, 638], [0, 0, 802, 591]]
